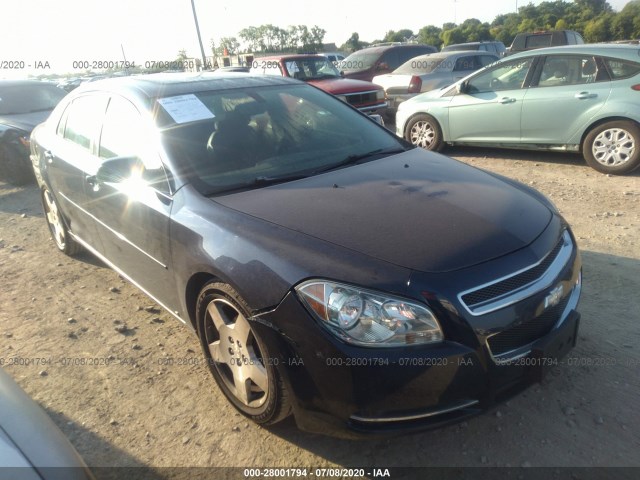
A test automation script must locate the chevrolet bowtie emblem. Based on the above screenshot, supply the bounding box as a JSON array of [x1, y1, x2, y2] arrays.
[[544, 284, 564, 309]]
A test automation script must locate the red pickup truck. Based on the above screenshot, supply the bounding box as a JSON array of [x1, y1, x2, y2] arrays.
[[250, 54, 387, 114]]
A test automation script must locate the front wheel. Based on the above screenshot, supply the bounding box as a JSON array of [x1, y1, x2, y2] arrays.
[[404, 114, 444, 151], [42, 188, 81, 256], [196, 282, 291, 425], [583, 121, 640, 175]]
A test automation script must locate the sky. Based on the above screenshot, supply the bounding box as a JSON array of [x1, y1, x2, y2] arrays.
[[0, 0, 632, 76]]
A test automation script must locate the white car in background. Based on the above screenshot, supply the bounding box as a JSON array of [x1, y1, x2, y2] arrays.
[[372, 50, 498, 113]]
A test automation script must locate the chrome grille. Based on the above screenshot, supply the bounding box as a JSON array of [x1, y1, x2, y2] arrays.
[[458, 231, 573, 316], [487, 294, 571, 357], [344, 91, 378, 107]]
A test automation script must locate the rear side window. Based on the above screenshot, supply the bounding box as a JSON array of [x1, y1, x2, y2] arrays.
[[604, 58, 640, 79], [453, 56, 478, 71], [526, 34, 552, 49]]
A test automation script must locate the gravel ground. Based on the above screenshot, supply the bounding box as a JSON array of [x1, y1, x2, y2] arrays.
[[0, 147, 639, 479]]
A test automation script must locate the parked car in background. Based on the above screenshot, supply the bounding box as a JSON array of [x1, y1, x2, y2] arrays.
[[31, 73, 581, 437], [0, 368, 94, 479], [508, 30, 584, 55], [322, 52, 346, 63], [442, 41, 506, 57], [250, 54, 386, 113], [396, 44, 640, 175], [340, 43, 437, 82], [373, 51, 498, 114], [0, 80, 67, 184], [212, 66, 251, 73]]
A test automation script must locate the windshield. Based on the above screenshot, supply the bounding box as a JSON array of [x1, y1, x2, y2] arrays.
[[394, 54, 444, 74], [157, 84, 406, 195], [284, 58, 341, 80], [340, 52, 380, 72], [0, 84, 67, 115]]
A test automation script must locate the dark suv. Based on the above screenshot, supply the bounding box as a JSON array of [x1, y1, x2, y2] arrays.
[[442, 41, 507, 57], [341, 43, 437, 82], [508, 30, 584, 55]]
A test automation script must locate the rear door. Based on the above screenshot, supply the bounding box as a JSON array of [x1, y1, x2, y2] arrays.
[[44, 94, 108, 245], [521, 54, 612, 144]]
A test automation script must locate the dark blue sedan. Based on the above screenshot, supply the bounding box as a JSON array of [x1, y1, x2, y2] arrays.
[[30, 73, 582, 437]]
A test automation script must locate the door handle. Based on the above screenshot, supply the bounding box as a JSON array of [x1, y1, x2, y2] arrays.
[[499, 97, 516, 104], [44, 150, 54, 164], [575, 92, 597, 99]]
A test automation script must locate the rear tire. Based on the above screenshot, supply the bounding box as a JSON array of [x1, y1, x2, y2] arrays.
[[196, 282, 291, 425], [42, 187, 81, 256], [583, 121, 640, 175], [404, 114, 444, 151]]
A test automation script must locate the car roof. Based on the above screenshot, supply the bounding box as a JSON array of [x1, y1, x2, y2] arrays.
[[256, 54, 327, 61], [71, 72, 300, 100], [353, 44, 432, 54], [507, 43, 640, 61]]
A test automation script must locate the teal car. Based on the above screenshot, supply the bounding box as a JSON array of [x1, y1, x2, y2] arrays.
[[396, 44, 640, 174]]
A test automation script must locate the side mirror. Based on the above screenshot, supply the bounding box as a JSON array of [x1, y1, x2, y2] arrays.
[[340, 70, 345, 77], [456, 81, 468, 94], [96, 156, 142, 184]]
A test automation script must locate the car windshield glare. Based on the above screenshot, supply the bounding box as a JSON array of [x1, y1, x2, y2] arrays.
[[0, 85, 67, 115], [157, 84, 404, 195], [285, 58, 341, 80], [340, 52, 379, 72]]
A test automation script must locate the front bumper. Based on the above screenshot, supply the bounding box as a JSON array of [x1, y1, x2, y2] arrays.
[[252, 225, 582, 438]]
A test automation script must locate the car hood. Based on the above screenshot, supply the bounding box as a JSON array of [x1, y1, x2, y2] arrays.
[[307, 77, 381, 94], [214, 149, 552, 273], [0, 110, 52, 133]]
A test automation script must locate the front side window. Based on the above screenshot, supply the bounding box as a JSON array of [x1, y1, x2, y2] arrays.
[[465, 58, 533, 93], [62, 95, 108, 150], [99, 95, 168, 192]]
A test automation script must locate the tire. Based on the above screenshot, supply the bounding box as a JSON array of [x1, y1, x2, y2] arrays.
[[41, 188, 81, 256], [582, 120, 640, 175], [196, 282, 291, 425], [404, 113, 444, 151], [0, 142, 35, 186]]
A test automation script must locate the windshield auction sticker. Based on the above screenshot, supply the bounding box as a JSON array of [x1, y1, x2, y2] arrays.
[[157, 94, 215, 124]]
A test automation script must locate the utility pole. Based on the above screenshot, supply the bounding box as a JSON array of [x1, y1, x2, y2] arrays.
[[190, 0, 208, 70]]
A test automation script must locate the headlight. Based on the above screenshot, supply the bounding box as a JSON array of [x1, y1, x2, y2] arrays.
[[335, 95, 348, 102], [296, 280, 443, 347], [376, 89, 385, 101]]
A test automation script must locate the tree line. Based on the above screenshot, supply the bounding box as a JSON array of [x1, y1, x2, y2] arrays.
[[206, 0, 639, 58], [343, 0, 640, 51]]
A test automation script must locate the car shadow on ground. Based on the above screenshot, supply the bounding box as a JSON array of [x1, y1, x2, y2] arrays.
[[42, 407, 165, 480], [264, 250, 640, 469]]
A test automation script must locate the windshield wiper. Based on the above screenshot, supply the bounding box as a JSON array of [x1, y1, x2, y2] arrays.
[[314, 147, 406, 174], [206, 173, 309, 195]]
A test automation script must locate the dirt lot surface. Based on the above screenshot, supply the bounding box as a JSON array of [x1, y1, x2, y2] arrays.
[[1, 148, 639, 479]]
